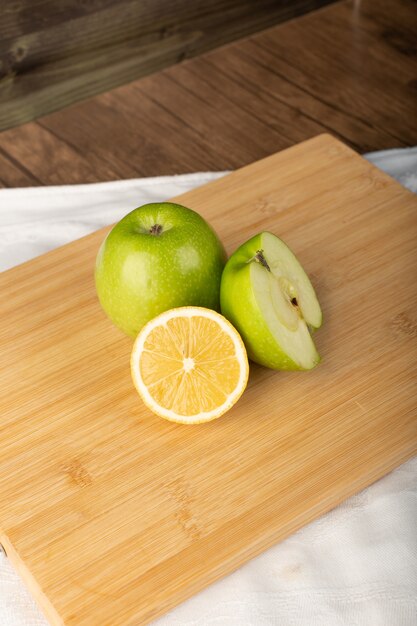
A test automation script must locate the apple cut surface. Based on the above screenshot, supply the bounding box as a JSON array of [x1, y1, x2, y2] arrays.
[[260, 232, 322, 329], [221, 232, 322, 370]]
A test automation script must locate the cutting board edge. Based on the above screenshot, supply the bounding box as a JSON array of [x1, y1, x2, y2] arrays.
[[0, 532, 65, 626], [130, 445, 417, 625], [0, 132, 407, 286], [4, 446, 414, 626]]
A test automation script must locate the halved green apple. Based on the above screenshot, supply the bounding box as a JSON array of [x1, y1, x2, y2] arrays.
[[220, 232, 322, 370]]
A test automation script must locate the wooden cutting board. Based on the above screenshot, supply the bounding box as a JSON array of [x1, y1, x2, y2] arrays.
[[1, 134, 416, 626]]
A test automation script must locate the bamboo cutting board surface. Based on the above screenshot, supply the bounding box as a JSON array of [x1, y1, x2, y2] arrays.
[[1, 135, 416, 626]]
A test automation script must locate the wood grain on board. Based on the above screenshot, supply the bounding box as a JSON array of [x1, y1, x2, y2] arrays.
[[0, 0, 416, 187], [0, 135, 416, 625]]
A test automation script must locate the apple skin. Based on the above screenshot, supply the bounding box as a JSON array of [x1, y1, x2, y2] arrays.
[[220, 233, 316, 371], [95, 203, 226, 337]]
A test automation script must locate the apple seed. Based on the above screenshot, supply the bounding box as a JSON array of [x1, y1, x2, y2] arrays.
[[253, 249, 271, 272]]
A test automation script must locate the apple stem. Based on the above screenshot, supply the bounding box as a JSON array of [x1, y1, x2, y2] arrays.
[[254, 250, 271, 272], [149, 224, 163, 236]]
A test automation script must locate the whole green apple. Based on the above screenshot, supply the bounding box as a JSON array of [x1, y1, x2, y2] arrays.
[[220, 231, 322, 370], [95, 202, 226, 337]]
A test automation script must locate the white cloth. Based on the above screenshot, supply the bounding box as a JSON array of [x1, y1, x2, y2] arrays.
[[0, 150, 416, 626]]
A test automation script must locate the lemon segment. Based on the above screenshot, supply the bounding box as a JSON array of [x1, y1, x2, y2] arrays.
[[131, 307, 249, 424]]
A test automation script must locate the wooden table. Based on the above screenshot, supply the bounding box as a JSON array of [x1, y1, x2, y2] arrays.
[[0, 0, 416, 188]]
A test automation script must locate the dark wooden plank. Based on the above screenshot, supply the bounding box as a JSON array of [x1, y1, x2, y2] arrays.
[[0, 0, 336, 131], [0, 0, 415, 187], [181, 54, 332, 145], [0, 148, 41, 188], [39, 91, 231, 176], [135, 69, 288, 160], [253, 0, 417, 146], [233, 39, 406, 151], [0, 123, 128, 185]]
